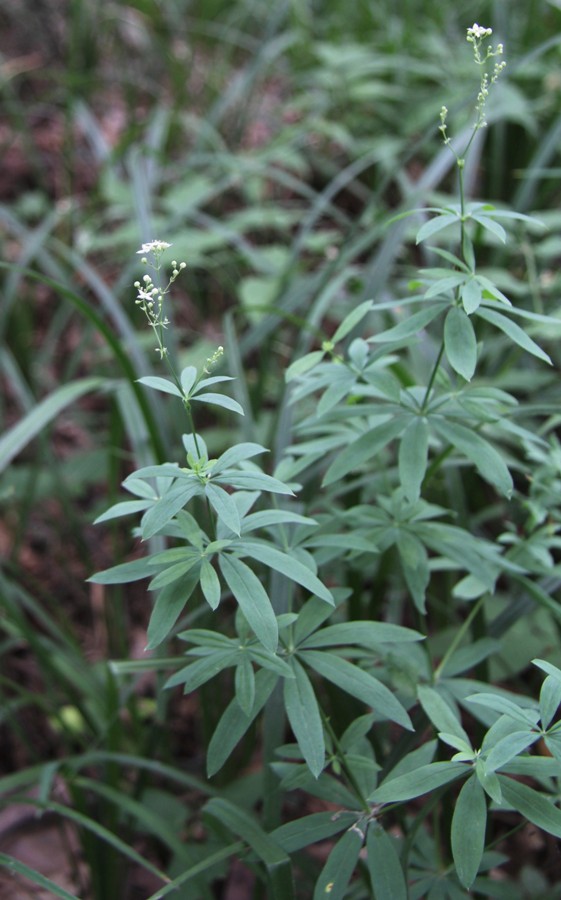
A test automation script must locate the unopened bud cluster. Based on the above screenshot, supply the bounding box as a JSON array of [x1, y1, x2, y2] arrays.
[[203, 346, 224, 374]]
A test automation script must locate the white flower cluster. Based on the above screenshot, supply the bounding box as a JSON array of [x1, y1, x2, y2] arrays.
[[136, 240, 172, 256], [134, 241, 187, 358], [467, 23, 492, 41]]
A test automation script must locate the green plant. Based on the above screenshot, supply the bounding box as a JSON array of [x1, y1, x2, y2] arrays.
[[3, 8, 561, 898], [82, 26, 561, 897]]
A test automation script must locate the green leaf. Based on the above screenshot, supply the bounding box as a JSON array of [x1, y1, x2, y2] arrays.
[[416, 213, 458, 244], [249, 646, 294, 678], [301, 651, 412, 730], [180, 366, 198, 395], [146, 570, 201, 649], [397, 530, 430, 613], [273, 812, 355, 853], [205, 482, 241, 535], [165, 651, 239, 692], [0, 377, 106, 473], [204, 798, 294, 900], [235, 653, 255, 715], [399, 416, 429, 501], [137, 375, 183, 397], [332, 300, 374, 343], [141, 483, 201, 539], [313, 826, 364, 900], [451, 775, 487, 889], [485, 731, 539, 772], [418, 685, 470, 745], [466, 693, 539, 726], [192, 392, 244, 415], [533, 658, 561, 683], [215, 471, 294, 495], [432, 418, 513, 496], [284, 658, 325, 778], [88, 556, 156, 585], [0, 853, 79, 900], [367, 824, 407, 900], [211, 442, 267, 474], [199, 557, 221, 610], [323, 417, 406, 485], [148, 557, 199, 591], [286, 351, 325, 381], [368, 305, 444, 343], [242, 510, 317, 533], [207, 669, 278, 776], [475, 759, 503, 804], [300, 621, 424, 649], [476, 307, 551, 364], [499, 776, 561, 839], [444, 306, 477, 381], [461, 278, 482, 314], [219, 554, 278, 651], [94, 499, 153, 523], [540, 675, 561, 729], [371, 761, 467, 803], [237, 540, 333, 604]]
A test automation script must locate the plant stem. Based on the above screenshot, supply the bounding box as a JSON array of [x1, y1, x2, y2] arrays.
[[320, 710, 371, 814], [421, 341, 445, 412], [434, 593, 486, 681]]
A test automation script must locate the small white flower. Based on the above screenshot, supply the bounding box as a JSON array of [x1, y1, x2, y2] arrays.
[[136, 288, 154, 302], [467, 23, 492, 40], [136, 240, 172, 255]]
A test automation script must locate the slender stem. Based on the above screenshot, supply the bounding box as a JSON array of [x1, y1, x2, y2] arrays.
[[320, 709, 371, 814], [434, 593, 486, 681], [421, 341, 445, 413]]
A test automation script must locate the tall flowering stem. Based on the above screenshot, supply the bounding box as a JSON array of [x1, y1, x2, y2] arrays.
[[422, 25, 505, 412]]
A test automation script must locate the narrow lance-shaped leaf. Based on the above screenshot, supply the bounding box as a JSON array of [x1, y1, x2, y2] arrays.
[[432, 418, 513, 497], [398, 416, 429, 501], [444, 306, 477, 381], [237, 540, 333, 604], [205, 482, 241, 536], [476, 307, 552, 364], [147, 568, 201, 649], [88, 557, 157, 585], [207, 669, 279, 777], [0, 377, 105, 473], [313, 826, 364, 900], [397, 530, 429, 614], [367, 824, 408, 900], [371, 761, 468, 803], [332, 300, 374, 343], [272, 812, 355, 853], [300, 650, 412, 731], [141, 483, 201, 540], [219, 554, 278, 652], [368, 305, 444, 343], [0, 853, 80, 900], [451, 774, 487, 889], [283, 658, 325, 778], [323, 417, 406, 486], [204, 798, 294, 900], [211, 442, 268, 474], [418, 685, 470, 745], [235, 654, 256, 716], [499, 776, 561, 840], [165, 650, 239, 693], [137, 375, 183, 397], [192, 392, 244, 415], [199, 557, 221, 610]]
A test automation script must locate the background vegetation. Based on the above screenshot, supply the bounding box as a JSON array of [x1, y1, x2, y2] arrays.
[[2, 0, 561, 897]]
